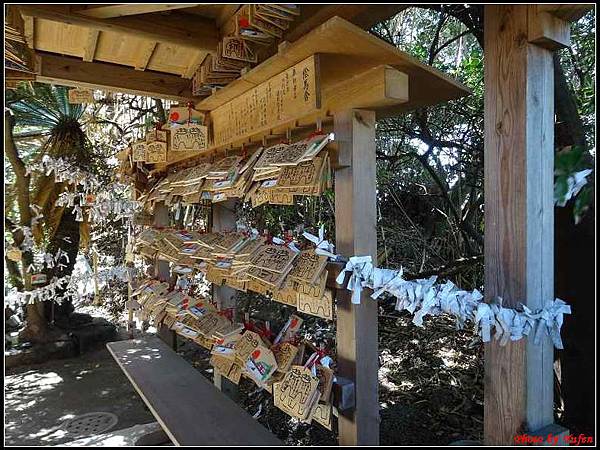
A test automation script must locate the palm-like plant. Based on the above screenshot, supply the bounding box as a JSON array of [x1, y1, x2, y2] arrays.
[[7, 84, 92, 324]]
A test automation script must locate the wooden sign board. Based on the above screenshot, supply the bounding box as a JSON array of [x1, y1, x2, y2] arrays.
[[249, 244, 298, 273], [222, 36, 257, 63], [245, 345, 278, 385], [146, 141, 167, 163], [273, 342, 298, 373], [68, 88, 94, 104], [312, 403, 332, 430], [316, 364, 334, 404], [272, 281, 298, 307], [132, 141, 147, 162], [288, 250, 327, 284], [273, 365, 321, 421], [211, 55, 321, 147], [168, 106, 204, 125], [170, 124, 208, 152], [234, 330, 262, 363], [297, 289, 334, 320]]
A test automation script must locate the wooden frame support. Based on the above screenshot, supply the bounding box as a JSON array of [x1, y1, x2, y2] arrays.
[[211, 199, 239, 401], [36, 52, 195, 102], [483, 5, 564, 444], [334, 109, 379, 445], [18, 5, 218, 52]]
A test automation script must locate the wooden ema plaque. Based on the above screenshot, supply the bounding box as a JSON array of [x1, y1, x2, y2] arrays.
[[222, 36, 257, 64], [170, 124, 208, 152], [146, 141, 167, 163], [288, 250, 327, 284], [234, 330, 262, 363], [249, 244, 298, 273], [273, 365, 320, 421], [297, 289, 334, 320], [132, 141, 147, 162], [68, 87, 94, 104], [273, 342, 298, 373], [312, 403, 332, 430], [211, 55, 321, 147], [245, 345, 278, 385], [315, 364, 334, 404]]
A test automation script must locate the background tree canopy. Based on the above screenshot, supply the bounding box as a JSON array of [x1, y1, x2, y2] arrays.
[[3, 5, 595, 444]]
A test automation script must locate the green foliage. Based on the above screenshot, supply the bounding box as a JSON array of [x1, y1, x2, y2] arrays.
[[554, 146, 594, 223]]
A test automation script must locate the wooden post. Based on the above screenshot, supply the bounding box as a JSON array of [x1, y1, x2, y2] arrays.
[[334, 109, 379, 445], [483, 5, 564, 444], [211, 199, 239, 401], [154, 201, 177, 350]]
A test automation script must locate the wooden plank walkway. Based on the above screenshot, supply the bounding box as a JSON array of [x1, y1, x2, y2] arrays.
[[106, 337, 282, 446]]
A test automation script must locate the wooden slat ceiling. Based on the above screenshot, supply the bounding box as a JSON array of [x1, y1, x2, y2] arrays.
[[16, 4, 592, 101], [18, 4, 410, 81]]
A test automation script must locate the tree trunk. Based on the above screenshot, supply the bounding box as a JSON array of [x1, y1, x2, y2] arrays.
[[43, 207, 81, 325]]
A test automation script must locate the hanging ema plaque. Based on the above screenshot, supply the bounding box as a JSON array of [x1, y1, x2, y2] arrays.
[[170, 124, 208, 152], [68, 87, 95, 104], [210, 54, 321, 147], [132, 141, 147, 162], [145, 141, 167, 163]]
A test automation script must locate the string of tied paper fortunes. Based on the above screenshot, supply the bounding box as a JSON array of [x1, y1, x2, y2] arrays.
[[6, 264, 138, 307], [25, 155, 140, 223], [335, 256, 571, 349], [299, 226, 572, 350]]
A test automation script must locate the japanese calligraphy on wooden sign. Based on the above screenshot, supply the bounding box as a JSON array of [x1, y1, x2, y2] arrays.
[[170, 124, 208, 152], [211, 55, 321, 147]]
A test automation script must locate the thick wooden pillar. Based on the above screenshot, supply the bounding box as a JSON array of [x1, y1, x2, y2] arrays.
[[484, 5, 561, 444], [211, 199, 239, 400], [334, 109, 379, 445]]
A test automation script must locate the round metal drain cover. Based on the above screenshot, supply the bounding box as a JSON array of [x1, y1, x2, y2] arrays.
[[61, 412, 118, 437]]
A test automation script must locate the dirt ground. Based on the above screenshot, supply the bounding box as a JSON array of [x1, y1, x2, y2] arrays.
[[4, 339, 155, 446], [5, 305, 485, 446]]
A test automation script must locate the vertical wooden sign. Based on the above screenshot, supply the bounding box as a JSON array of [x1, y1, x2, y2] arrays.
[[210, 54, 321, 147]]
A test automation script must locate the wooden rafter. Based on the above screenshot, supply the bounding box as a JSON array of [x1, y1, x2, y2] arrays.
[[82, 29, 100, 62], [36, 52, 196, 102], [74, 4, 202, 19], [538, 4, 594, 22], [17, 5, 218, 52], [134, 41, 157, 71]]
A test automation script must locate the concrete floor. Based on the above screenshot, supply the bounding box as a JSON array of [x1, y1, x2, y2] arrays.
[[5, 341, 156, 446]]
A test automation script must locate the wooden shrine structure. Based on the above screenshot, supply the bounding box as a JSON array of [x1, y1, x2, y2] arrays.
[[5, 3, 592, 446]]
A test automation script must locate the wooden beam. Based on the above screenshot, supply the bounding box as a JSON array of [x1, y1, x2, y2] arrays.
[[484, 5, 559, 444], [334, 109, 378, 445], [285, 5, 408, 42], [135, 41, 157, 71], [75, 4, 201, 19], [182, 50, 207, 79], [23, 15, 35, 48], [527, 5, 571, 50], [36, 52, 195, 102], [17, 5, 218, 52], [82, 28, 100, 62], [538, 4, 593, 22]]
